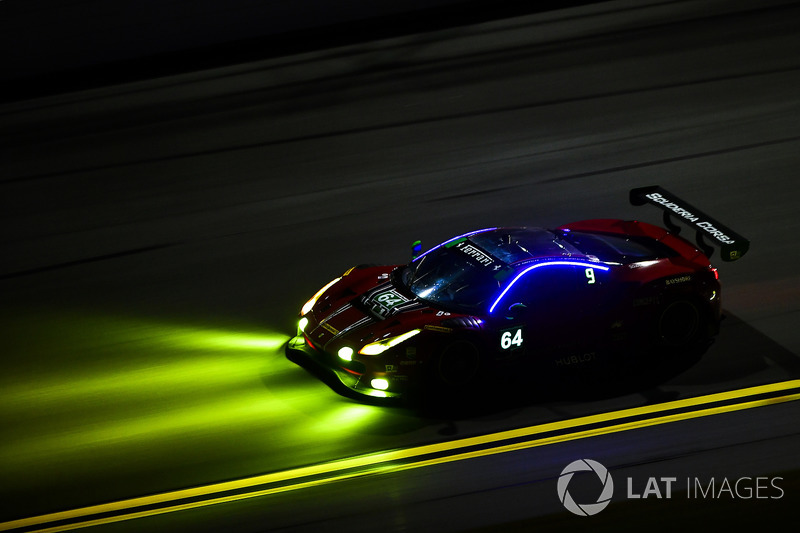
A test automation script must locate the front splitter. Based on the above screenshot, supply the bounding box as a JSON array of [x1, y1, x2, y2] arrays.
[[286, 335, 403, 400]]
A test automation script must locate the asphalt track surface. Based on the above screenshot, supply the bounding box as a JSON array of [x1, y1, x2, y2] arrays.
[[2, 0, 800, 531]]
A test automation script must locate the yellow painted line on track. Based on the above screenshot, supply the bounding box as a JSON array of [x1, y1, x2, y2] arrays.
[[3, 379, 800, 532]]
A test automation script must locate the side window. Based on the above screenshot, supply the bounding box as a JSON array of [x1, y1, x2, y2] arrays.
[[499, 266, 580, 316], [492, 265, 580, 355]]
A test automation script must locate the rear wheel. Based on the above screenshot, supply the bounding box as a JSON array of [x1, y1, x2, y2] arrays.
[[652, 297, 713, 372], [658, 299, 702, 347]]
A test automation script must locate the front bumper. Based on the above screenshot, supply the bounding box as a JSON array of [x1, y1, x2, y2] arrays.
[[286, 335, 404, 399]]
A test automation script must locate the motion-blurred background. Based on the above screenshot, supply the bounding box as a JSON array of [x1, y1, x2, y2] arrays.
[[1, 1, 798, 531]]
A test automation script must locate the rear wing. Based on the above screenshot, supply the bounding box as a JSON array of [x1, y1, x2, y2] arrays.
[[630, 185, 749, 262]]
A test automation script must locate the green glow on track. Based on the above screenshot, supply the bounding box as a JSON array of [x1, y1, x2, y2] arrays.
[[0, 307, 401, 521], [0, 311, 304, 485], [298, 402, 381, 436], [2, 321, 290, 409]]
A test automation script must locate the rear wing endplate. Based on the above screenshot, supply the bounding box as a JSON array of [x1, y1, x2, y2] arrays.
[[630, 185, 749, 262]]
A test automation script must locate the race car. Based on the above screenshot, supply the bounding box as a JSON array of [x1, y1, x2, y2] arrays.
[[286, 186, 749, 401]]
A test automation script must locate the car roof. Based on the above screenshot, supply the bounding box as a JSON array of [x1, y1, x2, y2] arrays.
[[468, 227, 579, 265]]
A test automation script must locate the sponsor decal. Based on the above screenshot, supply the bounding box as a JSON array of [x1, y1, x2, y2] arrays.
[[321, 323, 339, 335], [665, 275, 692, 286], [633, 296, 658, 307], [455, 241, 495, 267], [424, 325, 453, 333], [555, 352, 595, 367], [646, 192, 699, 222], [646, 192, 736, 244], [645, 192, 700, 222], [385, 365, 397, 373], [696, 221, 736, 245]]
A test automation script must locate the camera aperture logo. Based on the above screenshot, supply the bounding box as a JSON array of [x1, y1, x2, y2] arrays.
[[557, 460, 786, 517], [557, 459, 614, 516]]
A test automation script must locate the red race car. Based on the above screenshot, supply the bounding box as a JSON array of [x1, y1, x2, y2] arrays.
[[287, 186, 749, 401]]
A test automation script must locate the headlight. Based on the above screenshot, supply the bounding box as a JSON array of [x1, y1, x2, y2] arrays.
[[371, 378, 389, 390], [300, 277, 341, 315], [359, 329, 421, 355], [338, 347, 354, 361]]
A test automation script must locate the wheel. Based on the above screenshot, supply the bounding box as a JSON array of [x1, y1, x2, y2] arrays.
[[416, 340, 484, 410], [432, 340, 481, 389], [657, 299, 702, 347]]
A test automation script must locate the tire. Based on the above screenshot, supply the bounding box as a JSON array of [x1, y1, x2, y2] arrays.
[[432, 340, 481, 390], [656, 299, 704, 348]]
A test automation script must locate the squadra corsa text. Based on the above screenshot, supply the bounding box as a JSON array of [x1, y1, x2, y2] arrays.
[[645, 193, 736, 245]]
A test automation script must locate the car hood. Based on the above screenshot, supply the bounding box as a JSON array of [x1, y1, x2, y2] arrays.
[[306, 265, 457, 351]]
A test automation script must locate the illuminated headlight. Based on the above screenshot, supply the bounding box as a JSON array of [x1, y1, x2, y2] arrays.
[[359, 329, 421, 355], [338, 346, 354, 361], [298, 317, 309, 333], [371, 378, 389, 390], [301, 277, 341, 315]]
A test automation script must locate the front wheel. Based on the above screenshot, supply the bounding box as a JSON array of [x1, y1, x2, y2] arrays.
[[431, 340, 481, 391]]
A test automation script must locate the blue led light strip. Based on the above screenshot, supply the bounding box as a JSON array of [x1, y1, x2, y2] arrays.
[[489, 261, 610, 313], [413, 228, 498, 262]]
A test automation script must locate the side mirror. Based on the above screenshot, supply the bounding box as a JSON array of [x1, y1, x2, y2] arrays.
[[411, 240, 422, 259], [505, 302, 527, 320]]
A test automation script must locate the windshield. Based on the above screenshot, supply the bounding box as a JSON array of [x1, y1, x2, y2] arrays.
[[399, 230, 528, 313], [397, 228, 579, 312], [399, 245, 503, 312]]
